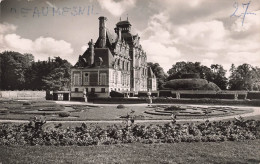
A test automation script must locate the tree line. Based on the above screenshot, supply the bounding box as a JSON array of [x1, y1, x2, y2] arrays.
[[0, 51, 259, 91], [0, 51, 71, 91], [148, 61, 260, 91]]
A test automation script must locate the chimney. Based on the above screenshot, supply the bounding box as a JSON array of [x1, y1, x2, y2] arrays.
[[88, 39, 95, 65], [98, 16, 107, 48]]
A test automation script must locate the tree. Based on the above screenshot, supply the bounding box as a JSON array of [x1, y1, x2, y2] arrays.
[[229, 64, 260, 90], [167, 62, 228, 89], [41, 57, 71, 90], [147, 62, 168, 89], [0, 51, 72, 90], [0, 51, 33, 90], [209, 64, 228, 90]]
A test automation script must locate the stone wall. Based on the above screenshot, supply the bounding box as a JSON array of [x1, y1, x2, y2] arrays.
[[0, 91, 46, 99]]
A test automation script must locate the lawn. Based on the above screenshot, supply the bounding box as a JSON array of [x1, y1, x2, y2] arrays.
[[1, 140, 260, 163]]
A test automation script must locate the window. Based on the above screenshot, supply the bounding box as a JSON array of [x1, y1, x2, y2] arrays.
[[122, 61, 125, 70], [91, 88, 95, 93], [100, 73, 107, 85], [85, 88, 88, 93], [83, 73, 89, 85], [75, 88, 79, 92], [101, 88, 105, 93], [117, 59, 120, 68], [74, 73, 80, 86]]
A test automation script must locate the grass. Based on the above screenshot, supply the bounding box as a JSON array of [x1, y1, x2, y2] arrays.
[[1, 140, 260, 163]]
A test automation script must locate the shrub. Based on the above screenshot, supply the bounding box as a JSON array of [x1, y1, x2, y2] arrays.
[[38, 107, 63, 111], [0, 108, 9, 115], [117, 104, 126, 109], [110, 91, 124, 98], [58, 112, 70, 117], [23, 102, 31, 105], [247, 92, 260, 100], [1, 117, 260, 146], [164, 105, 185, 111]]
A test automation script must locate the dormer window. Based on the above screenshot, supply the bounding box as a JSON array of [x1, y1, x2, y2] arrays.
[[96, 57, 103, 66]]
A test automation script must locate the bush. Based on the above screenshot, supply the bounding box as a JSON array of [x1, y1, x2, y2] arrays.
[[23, 102, 31, 105], [58, 112, 70, 117], [117, 104, 125, 109], [110, 91, 124, 98], [163, 79, 221, 91], [38, 107, 63, 111], [0, 118, 259, 146], [247, 92, 260, 100], [0, 108, 9, 115], [164, 105, 185, 111], [159, 91, 175, 97]]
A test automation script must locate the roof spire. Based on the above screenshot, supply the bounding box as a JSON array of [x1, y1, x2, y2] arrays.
[[120, 17, 121, 21], [127, 14, 128, 21]]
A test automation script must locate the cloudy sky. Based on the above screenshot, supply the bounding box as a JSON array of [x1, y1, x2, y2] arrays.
[[0, 0, 260, 74]]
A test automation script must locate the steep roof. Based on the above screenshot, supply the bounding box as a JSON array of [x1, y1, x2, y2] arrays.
[[94, 48, 114, 68], [148, 67, 156, 78]]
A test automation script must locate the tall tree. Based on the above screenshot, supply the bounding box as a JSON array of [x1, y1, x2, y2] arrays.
[[167, 61, 228, 89], [229, 64, 260, 90], [0, 51, 31, 90], [147, 62, 168, 89]]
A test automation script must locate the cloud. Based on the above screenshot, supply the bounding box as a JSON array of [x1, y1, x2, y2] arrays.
[[0, 23, 74, 61], [140, 13, 181, 72], [97, 0, 136, 16], [81, 45, 88, 53], [0, 23, 17, 34], [175, 20, 227, 50]]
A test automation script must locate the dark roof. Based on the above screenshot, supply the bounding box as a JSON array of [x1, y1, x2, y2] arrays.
[[116, 20, 131, 26], [94, 48, 114, 68], [148, 67, 156, 78]]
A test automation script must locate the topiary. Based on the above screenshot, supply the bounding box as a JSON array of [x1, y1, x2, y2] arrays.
[[164, 105, 185, 111], [58, 112, 70, 117], [163, 79, 221, 91], [117, 104, 125, 109], [23, 102, 31, 105]]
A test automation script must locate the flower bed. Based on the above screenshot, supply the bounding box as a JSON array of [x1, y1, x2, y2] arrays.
[[0, 118, 259, 146]]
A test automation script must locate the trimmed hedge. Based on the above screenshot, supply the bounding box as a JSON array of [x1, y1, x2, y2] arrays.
[[91, 98, 147, 104], [90, 97, 260, 106], [159, 91, 176, 98], [247, 92, 260, 99], [110, 91, 124, 98], [164, 79, 221, 91]]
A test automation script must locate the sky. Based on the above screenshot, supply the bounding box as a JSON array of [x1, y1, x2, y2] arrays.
[[0, 0, 260, 75]]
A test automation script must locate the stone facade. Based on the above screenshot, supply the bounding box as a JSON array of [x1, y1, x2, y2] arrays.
[[71, 16, 156, 98]]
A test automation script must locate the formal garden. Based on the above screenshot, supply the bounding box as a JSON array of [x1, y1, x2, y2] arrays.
[[0, 99, 260, 163], [0, 99, 256, 121]]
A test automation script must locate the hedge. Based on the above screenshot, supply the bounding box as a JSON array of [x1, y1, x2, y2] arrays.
[[89, 97, 260, 106], [163, 79, 221, 91], [247, 92, 260, 100]]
